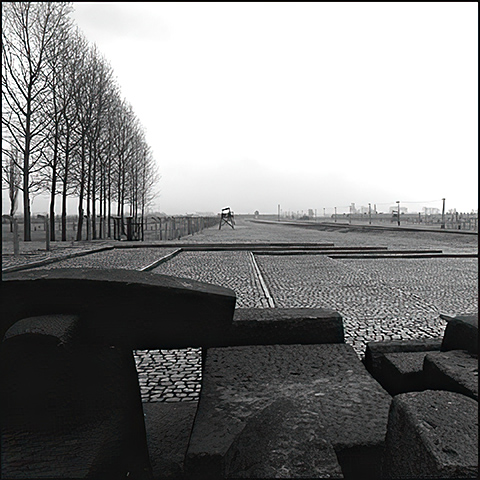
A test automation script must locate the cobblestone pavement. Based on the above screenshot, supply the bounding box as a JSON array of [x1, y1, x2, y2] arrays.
[[255, 255, 477, 357], [134, 348, 202, 402], [2, 218, 477, 403], [20, 247, 179, 271], [1, 241, 113, 270], [151, 251, 268, 308]]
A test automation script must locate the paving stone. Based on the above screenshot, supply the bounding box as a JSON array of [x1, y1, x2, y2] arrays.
[[423, 350, 478, 400], [142, 402, 198, 479], [441, 314, 478, 354], [382, 390, 478, 479], [185, 344, 391, 479]]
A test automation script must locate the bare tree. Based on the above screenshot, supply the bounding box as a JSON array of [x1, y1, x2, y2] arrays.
[[2, 1, 73, 240], [1, 141, 22, 231], [57, 28, 86, 241], [41, 11, 73, 241]]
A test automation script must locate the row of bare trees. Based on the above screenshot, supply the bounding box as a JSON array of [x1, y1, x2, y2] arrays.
[[2, 2, 159, 241]]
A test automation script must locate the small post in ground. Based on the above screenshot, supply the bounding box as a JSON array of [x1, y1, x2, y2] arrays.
[[441, 198, 446, 229], [45, 215, 50, 251], [13, 218, 19, 256]]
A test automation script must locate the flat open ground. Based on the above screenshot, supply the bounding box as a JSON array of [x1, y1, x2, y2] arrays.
[[2, 218, 477, 402]]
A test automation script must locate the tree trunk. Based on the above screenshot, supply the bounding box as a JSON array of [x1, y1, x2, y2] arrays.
[[61, 132, 70, 241], [76, 138, 86, 241], [23, 96, 32, 241]]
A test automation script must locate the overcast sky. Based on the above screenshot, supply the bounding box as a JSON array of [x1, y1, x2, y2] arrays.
[[13, 2, 480, 215]]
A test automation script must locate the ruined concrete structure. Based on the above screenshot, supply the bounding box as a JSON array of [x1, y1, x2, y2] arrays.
[[1, 269, 477, 479]]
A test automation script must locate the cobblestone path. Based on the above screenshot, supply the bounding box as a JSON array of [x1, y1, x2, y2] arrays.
[[4, 218, 477, 402], [151, 251, 268, 308], [255, 255, 477, 357], [18, 247, 179, 271]]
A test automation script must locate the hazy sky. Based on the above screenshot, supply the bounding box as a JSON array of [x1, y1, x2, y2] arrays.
[[7, 2, 478, 215]]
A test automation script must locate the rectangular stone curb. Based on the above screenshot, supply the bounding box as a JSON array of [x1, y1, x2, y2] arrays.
[[423, 350, 478, 400], [185, 344, 391, 479], [364, 338, 443, 374], [441, 314, 478, 354], [221, 307, 344, 347], [380, 352, 430, 396], [382, 390, 478, 479]]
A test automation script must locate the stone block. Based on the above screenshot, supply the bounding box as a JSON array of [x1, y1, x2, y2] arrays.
[[441, 314, 478, 354], [221, 307, 344, 347], [0, 343, 152, 478], [2, 314, 81, 346], [1, 413, 129, 479], [185, 344, 391, 479], [224, 398, 343, 478], [382, 390, 478, 479], [364, 338, 442, 377], [423, 350, 478, 400], [1, 315, 82, 430], [2, 268, 236, 349], [143, 402, 198, 479], [378, 351, 429, 395]]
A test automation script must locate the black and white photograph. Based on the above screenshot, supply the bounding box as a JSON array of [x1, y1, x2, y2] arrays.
[[1, 2, 478, 479]]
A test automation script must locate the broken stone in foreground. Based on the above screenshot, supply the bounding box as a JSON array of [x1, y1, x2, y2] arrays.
[[382, 390, 478, 479], [441, 314, 478, 354], [185, 343, 391, 478]]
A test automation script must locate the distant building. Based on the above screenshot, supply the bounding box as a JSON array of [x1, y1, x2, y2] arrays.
[[308, 209, 314, 218], [422, 207, 440, 215], [350, 203, 357, 214], [389, 206, 408, 214]]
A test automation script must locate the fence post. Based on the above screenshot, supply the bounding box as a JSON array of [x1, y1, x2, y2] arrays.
[[13, 218, 19, 256], [45, 215, 50, 252]]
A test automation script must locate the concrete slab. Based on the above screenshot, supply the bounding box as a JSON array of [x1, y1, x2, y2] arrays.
[[218, 307, 344, 347], [378, 351, 429, 395], [185, 343, 391, 479], [1, 268, 236, 349], [423, 350, 478, 400], [441, 314, 478, 354], [382, 390, 478, 479], [143, 402, 198, 479], [364, 338, 442, 375]]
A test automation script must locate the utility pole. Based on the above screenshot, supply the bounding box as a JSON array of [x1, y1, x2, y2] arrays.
[[396, 201, 400, 226], [323, 207, 325, 218], [278, 204, 280, 222], [334, 207, 337, 223], [368, 203, 371, 225], [441, 198, 446, 229]]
